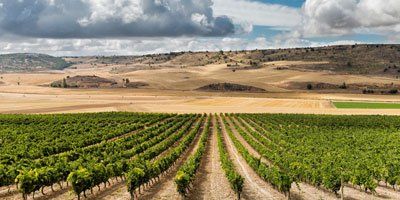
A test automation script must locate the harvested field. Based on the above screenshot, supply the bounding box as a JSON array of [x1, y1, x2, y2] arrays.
[[0, 53, 399, 115]]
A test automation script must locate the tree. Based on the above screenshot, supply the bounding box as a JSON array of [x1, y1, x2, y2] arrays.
[[62, 78, 68, 88], [307, 84, 313, 90], [389, 89, 398, 94], [339, 82, 347, 89]]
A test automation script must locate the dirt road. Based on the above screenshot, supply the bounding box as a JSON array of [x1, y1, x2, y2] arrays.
[[189, 116, 236, 200]]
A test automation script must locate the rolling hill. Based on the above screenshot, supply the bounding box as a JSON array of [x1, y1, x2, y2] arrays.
[[0, 53, 71, 72], [241, 44, 400, 75], [3, 44, 400, 77], [66, 44, 400, 77]]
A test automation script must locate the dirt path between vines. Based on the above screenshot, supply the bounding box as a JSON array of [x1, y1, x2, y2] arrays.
[[189, 115, 236, 200], [375, 183, 400, 199], [3, 181, 74, 200], [343, 184, 400, 200], [218, 115, 286, 200], [137, 117, 206, 200]]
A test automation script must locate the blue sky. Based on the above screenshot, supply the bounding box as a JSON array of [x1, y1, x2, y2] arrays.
[[246, 0, 303, 40], [0, 0, 398, 56], [240, 0, 388, 44], [247, 26, 387, 44], [260, 0, 305, 7]]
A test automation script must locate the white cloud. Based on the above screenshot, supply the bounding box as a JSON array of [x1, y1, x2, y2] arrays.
[[78, 0, 142, 26], [1, 0, 400, 56], [0, 37, 270, 56], [0, 35, 368, 57], [357, 0, 400, 27], [213, 0, 301, 28], [0, 0, 237, 38], [300, 0, 400, 37], [301, 0, 359, 36]]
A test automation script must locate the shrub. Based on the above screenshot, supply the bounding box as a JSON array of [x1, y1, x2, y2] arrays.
[[339, 82, 347, 89], [389, 89, 398, 94], [362, 89, 374, 94]]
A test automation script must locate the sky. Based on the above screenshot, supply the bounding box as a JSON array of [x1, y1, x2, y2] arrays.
[[0, 0, 399, 56]]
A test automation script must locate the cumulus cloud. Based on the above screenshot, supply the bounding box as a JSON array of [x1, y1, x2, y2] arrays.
[[0, 0, 236, 38], [213, 0, 301, 28], [0, 37, 272, 56], [300, 0, 400, 37], [2, 0, 400, 56], [0, 35, 368, 57]]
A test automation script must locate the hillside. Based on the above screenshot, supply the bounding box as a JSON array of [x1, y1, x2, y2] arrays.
[[65, 44, 400, 77], [241, 44, 400, 75], [0, 53, 71, 72], [2, 45, 399, 76], [225, 44, 400, 76]]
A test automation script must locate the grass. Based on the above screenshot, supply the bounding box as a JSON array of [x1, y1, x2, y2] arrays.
[[333, 101, 400, 109]]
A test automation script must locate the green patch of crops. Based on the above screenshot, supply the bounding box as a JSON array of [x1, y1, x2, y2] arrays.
[[333, 101, 400, 109]]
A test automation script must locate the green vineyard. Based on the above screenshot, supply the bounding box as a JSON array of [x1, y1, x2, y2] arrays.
[[1, 112, 400, 200]]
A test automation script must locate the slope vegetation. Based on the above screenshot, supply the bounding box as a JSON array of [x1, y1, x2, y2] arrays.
[[0, 53, 71, 72]]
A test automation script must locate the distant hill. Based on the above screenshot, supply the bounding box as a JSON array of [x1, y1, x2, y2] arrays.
[[0, 53, 71, 72], [240, 44, 400, 75], [66, 44, 400, 77]]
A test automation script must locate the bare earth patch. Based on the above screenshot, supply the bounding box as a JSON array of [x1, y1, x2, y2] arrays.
[[138, 119, 204, 200], [218, 116, 286, 200], [189, 116, 236, 200]]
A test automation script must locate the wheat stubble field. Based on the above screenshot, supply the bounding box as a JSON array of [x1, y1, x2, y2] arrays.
[[1, 50, 400, 115]]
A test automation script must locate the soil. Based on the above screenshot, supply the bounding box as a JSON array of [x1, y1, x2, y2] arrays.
[[138, 117, 205, 200], [189, 115, 236, 200], [218, 115, 286, 200]]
